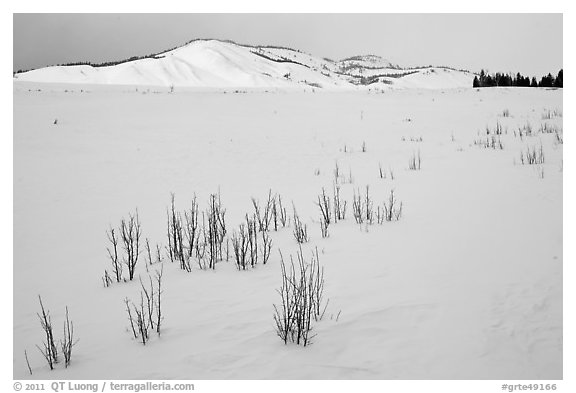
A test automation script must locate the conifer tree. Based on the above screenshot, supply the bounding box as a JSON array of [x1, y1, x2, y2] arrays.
[[473, 76, 480, 88], [554, 69, 563, 88]]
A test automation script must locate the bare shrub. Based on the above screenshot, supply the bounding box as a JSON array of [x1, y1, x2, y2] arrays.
[[133, 294, 150, 345], [102, 270, 113, 288], [139, 276, 156, 333], [379, 190, 403, 223], [194, 233, 206, 268], [520, 143, 545, 165], [408, 150, 421, 170], [346, 168, 354, 184], [60, 307, 77, 368], [142, 239, 163, 272], [473, 136, 504, 150], [269, 193, 289, 231], [309, 249, 328, 322], [333, 161, 340, 184], [167, 194, 187, 271], [202, 193, 227, 269], [246, 214, 259, 266], [333, 184, 347, 222], [273, 247, 328, 346], [193, 193, 227, 270], [212, 193, 227, 261], [184, 196, 199, 260], [352, 190, 364, 224], [232, 209, 270, 269], [518, 122, 534, 138], [252, 190, 274, 232], [320, 219, 329, 238], [542, 108, 562, 119], [154, 265, 164, 335], [379, 163, 386, 179], [364, 185, 374, 224], [292, 207, 309, 243], [261, 230, 273, 264], [120, 210, 142, 281], [336, 162, 354, 184], [232, 224, 250, 270], [271, 194, 279, 231], [106, 227, 122, 282], [124, 298, 138, 340], [352, 186, 374, 224], [225, 238, 230, 262], [145, 238, 153, 269], [36, 295, 58, 370], [485, 121, 503, 135], [273, 257, 294, 344], [277, 194, 288, 228], [125, 267, 163, 344], [538, 123, 560, 134], [34, 297, 77, 370], [25, 350, 32, 375], [316, 188, 331, 226], [316, 188, 331, 238], [555, 130, 563, 145], [155, 244, 163, 264]]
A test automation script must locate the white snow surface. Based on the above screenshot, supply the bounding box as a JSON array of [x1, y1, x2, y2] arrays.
[[13, 83, 562, 380], [14, 40, 475, 89]]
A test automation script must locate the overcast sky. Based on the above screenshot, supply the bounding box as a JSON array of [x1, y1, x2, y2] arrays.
[[13, 14, 562, 77]]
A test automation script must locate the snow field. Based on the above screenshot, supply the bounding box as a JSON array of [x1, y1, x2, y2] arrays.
[[13, 84, 562, 379]]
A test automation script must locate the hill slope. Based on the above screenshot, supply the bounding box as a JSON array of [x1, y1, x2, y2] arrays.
[[14, 39, 475, 89]]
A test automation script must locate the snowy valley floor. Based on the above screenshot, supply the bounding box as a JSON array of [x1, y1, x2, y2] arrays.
[[13, 84, 562, 379]]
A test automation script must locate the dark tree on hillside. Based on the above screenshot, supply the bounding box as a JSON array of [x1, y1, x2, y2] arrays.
[[554, 69, 563, 88], [473, 69, 563, 89], [473, 76, 480, 88], [499, 73, 511, 87], [485, 74, 494, 87], [514, 73, 530, 87], [479, 69, 486, 86], [539, 73, 555, 88], [522, 76, 531, 87]]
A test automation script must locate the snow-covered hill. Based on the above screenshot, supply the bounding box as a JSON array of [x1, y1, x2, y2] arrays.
[[14, 39, 475, 89]]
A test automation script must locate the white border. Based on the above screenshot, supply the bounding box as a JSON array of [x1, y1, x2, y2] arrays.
[[4, 4, 572, 393]]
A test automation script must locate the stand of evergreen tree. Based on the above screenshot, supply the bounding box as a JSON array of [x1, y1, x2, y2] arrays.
[[473, 69, 563, 88]]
